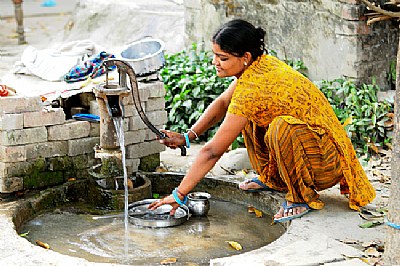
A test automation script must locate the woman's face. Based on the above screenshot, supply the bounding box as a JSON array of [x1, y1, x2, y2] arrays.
[[212, 43, 247, 78]]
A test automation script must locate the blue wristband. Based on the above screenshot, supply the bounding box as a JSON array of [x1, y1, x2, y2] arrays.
[[183, 132, 190, 148], [172, 188, 188, 206]]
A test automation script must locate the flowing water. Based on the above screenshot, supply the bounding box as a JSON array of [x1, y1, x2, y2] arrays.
[[21, 199, 285, 265], [112, 117, 129, 259]]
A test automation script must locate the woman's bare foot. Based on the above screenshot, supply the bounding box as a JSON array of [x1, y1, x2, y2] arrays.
[[273, 201, 310, 221]]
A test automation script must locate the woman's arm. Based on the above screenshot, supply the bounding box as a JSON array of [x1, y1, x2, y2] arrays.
[[177, 112, 248, 194], [188, 79, 238, 140], [159, 79, 238, 148], [149, 112, 248, 212]]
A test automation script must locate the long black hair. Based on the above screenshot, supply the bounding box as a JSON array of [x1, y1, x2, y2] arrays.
[[212, 19, 266, 60]]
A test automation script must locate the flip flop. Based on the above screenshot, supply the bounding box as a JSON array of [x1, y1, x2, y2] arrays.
[[273, 201, 311, 223], [239, 177, 272, 193]]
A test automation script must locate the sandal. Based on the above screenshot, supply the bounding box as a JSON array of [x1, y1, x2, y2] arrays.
[[239, 177, 272, 193], [273, 201, 311, 223]]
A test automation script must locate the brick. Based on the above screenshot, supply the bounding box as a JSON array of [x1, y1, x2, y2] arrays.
[[341, 4, 364, 21], [141, 81, 166, 98], [0, 145, 26, 162], [122, 83, 151, 106], [68, 137, 100, 156], [1, 161, 31, 177], [0, 96, 42, 114], [126, 140, 165, 159], [0, 175, 23, 193], [0, 127, 47, 146], [335, 20, 371, 36], [89, 122, 100, 137], [123, 103, 146, 117], [0, 113, 23, 130], [129, 115, 147, 131], [124, 129, 146, 145], [48, 120, 91, 140], [23, 108, 65, 128], [125, 158, 140, 174], [25, 141, 68, 160], [147, 110, 168, 126], [145, 97, 165, 112], [90, 100, 100, 117]]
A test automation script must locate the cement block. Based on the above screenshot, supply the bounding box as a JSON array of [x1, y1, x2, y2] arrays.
[[0, 113, 23, 130], [0, 96, 42, 114], [129, 115, 147, 131], [145, 97, 165, 112], [89, 122, 100, 137], [0, 127, 47, 146], [124, 129, 146, 146], [141, 81, 166, 98], [0, 175, 23, 193], [90, 100, 100, 117], [123, 103, 145, 117], [25, 141, 68, 160], [23, 108, 65, 128], [146, 110, 167, 126], [0, 145, 26, 162], [47, 120, 91, 140], [122, 86, 150, 105], [68, 137, 99, 156], [125, 158, 140, 174], [126, 140, 165, 159]]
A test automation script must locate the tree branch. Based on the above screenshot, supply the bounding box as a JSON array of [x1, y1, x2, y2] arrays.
[[361, 0, 400, 18]]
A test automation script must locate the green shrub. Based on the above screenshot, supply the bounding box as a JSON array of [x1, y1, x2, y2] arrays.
[[160, 43, 233, 142], [160, 44, 393, 156], [318, 78, 393, 155]]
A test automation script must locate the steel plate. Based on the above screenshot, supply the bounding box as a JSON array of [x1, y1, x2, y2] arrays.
[[128, 199, 189, 228]]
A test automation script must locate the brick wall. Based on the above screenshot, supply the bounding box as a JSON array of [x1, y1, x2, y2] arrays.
[[0, 81, 166, 193], [184, 0, 398, 90]]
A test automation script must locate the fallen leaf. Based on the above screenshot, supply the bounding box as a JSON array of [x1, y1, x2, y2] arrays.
[[254, 209, 263, 218], [160, 257, 177, 265], [340, 239, 358, 244], [248, 206, 255, 213], [359, 219, 383, 228], [36, 240, 50, 249], [365, 246, 381, 257], [19, 231, 30, 237], [226, 241, 242, 251]]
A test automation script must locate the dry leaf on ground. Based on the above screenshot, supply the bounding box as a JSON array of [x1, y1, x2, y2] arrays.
[[160, 257, 177, 265], [226, 241, 243, 251]]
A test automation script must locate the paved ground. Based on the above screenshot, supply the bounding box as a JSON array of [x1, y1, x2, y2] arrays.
[[0, 1, 392, 265]]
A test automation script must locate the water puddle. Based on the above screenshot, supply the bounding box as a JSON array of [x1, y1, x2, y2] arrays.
[[21, 200, 285, 265]]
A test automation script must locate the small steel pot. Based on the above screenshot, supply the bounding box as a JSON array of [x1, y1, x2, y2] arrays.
[[118, 38, 165, 77], [187, 192, 211, 216]]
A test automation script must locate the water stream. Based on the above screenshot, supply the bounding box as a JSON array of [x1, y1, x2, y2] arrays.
[[112, 117, 129, 258]]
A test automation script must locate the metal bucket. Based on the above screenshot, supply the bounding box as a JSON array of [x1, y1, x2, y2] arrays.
[[118, 38, 165, 77]]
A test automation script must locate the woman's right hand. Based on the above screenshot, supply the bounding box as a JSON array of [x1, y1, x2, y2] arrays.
[[158, 129, 186, 149]]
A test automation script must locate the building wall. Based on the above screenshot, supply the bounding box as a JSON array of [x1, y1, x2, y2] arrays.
[[0, 81, 166, 193], [184, 0, 398, 89]]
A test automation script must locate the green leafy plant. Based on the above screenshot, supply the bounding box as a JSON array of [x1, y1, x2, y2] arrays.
[[160, 43, 233, 142], [318, 78, 393, 155]]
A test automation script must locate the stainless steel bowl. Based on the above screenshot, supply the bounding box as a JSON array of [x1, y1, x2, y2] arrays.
[[118, 38, 165, 77], [187, 192, 211, 216]]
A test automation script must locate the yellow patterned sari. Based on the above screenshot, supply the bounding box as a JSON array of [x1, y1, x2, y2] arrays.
[[227, 55, 375, 210]]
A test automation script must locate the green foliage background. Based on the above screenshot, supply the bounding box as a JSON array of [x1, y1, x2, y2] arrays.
[[160, 44, 394, 155]]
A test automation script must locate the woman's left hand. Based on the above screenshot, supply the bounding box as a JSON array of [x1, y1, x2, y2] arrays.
[[147, 195, 180, 215]]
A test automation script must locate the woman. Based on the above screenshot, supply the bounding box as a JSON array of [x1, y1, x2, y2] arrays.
[[149, 19, 375, 223]]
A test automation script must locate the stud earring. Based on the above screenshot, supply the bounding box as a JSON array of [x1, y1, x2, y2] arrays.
[[244, 62, 247, 66]]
